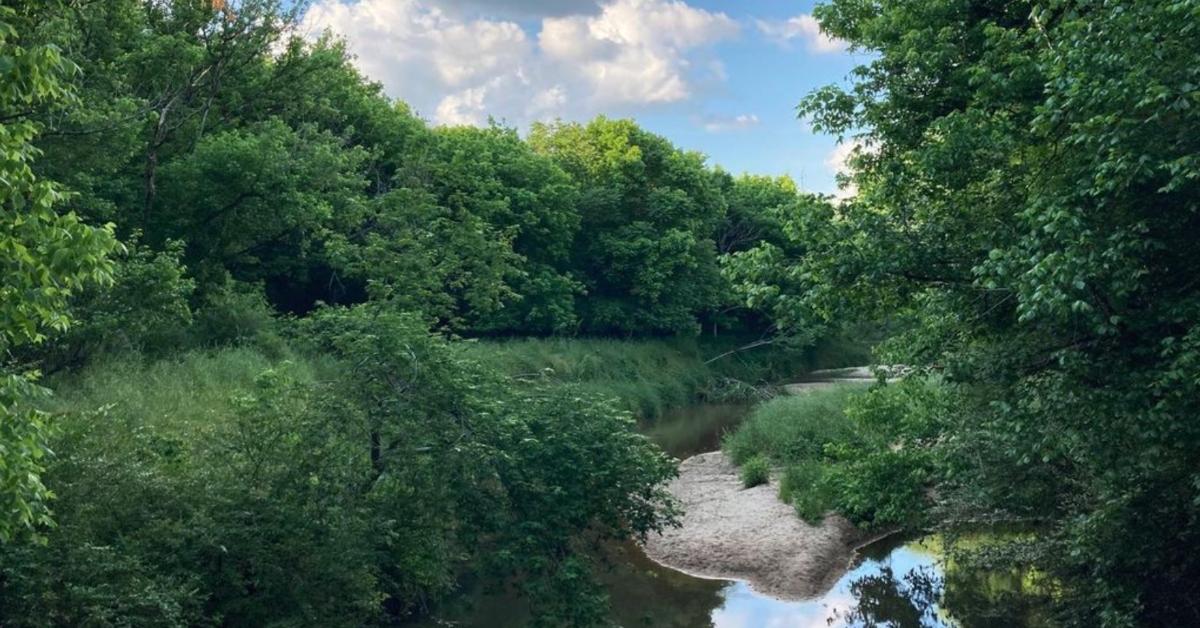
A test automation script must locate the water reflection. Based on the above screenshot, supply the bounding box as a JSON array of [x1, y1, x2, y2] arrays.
[[605, 536, 957, 628], [637, 404, 748, 459], [413, 403, 1042, 627]]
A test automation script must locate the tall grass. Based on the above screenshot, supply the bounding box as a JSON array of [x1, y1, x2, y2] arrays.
[[722, 385, 874, 466], [722, 385, 878, 524], [463, 335, 843, 419], [464, 338, 710, 419], [46, 347, 311, 444]]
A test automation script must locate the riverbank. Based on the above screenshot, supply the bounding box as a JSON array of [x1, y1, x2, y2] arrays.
[[642, 451, 865, 600], [641, 372, 882, 600], [466, 336, 863, 419]]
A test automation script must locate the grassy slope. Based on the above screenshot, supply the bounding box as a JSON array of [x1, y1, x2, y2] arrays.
[[47, 332, 846, 431], [47, 346, 311, 431], [465, 335, 840, 419]]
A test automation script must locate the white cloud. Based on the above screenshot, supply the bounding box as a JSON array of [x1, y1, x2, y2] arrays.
[[825, 139, 861, 173], [700, 113, 760, 133], [302, 0, 738, 126], [301, 0, 534, 123], [436, 0, 601, 18], [434, 84, 490, 126], [826, 138, 869, 201], [541, 0, 739, 106], [756, 15, 847, 54]]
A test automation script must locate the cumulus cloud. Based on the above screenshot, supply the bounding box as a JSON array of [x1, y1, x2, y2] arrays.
[[301, 0, 737, 126], [699, 113, 760, 133], [756, 15, 847, 54], [540, 0, 738, 105], [436, 0, 601, 18], [826, 138, 870, 201]]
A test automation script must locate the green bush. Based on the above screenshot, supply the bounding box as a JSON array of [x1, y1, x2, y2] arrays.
[[826, 446, 931, 530], [780, 461, 835, 523], [10, 307, 681, 627], [29, 238, 195, 371], [193, 281, 283, 353], [740, 455, 771, 488], [724, 381, 938, 531]]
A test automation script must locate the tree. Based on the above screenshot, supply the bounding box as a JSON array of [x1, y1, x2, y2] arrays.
[[429, 124, 582, 334], [735, 1, 1200, 623], [531, 117, 726, 335], [0, 2, 118, 542], [153, 119, 367, 292]]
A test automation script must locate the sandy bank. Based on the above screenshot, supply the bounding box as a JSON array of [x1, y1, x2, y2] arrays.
[[642, 451, 865, 600]]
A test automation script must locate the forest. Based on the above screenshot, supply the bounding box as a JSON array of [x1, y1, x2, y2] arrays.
[[1, 0, 1198, 626]]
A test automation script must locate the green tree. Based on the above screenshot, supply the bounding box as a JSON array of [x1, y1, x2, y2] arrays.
[[735, 1, 1200, 623], [153, 119, 367, 291], [0, 2, 118, 542], [429, 124, 582, 334], [531, 117, 726, 335]]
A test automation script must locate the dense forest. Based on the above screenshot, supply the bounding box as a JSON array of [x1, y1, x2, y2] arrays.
[[0, 1, 815, 626], [1, 0, 1198, 626]]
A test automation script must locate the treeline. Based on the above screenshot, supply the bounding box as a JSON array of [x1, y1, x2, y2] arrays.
[[18, 0, 812, 350], [0, 1, 821, 626]]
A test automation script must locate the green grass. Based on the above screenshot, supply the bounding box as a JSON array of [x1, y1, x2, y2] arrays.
[[740, 455, 770, 488], [778, 460, 836, 522], [463, 335, 829, 419], [724, 382, 943, 529], [46, 347, 312, 447], [464, 337, 710, 419], [723, 385, 878, 524], [722, 385, 873, 466]]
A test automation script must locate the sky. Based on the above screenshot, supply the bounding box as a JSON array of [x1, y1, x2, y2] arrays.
[[299, 0, 868, 196]]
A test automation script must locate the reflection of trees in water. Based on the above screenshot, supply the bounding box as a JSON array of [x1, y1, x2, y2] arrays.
[[598, 541, 724, 628], [832, 565, 947, 627], [832, 557, 1055, 628]]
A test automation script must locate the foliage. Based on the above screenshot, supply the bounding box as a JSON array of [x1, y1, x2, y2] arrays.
[[0, 0, 843, 624], [531, 117, 727, 335], [726, 382, 937, 530], [1, 311, 680, 626], [45, 237, 195, 366], [192, 279, 282, 350], [724, 0, 1200, 623], [740, 455, 770, 488], [468, 337, 712, 419], [723, 385, 870, 466], [468, 335, 823, 419], [427, 125, 582, 334], [0, 1, 118, 542], [153, 119, 367, 291], [779, 461, 834, 523]]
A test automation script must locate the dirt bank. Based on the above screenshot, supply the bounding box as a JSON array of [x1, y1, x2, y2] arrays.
[[642, 451, 865, 600]]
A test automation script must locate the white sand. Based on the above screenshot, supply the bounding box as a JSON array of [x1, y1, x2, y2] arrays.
[[642, 451, 864, 600]]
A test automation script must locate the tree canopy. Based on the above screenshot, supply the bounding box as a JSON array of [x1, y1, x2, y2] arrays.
[[726, 0, 1200, 623]]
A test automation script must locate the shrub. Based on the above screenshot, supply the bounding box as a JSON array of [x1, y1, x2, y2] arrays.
[[32, 238, 195, 370], [780, 461, 835, 523], [724, 380, 941, 530], [193, 281, 281, 351], [740, 455, 771, 488]]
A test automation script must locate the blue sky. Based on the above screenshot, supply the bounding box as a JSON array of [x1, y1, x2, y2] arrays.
[[301, 0, 867, 195]]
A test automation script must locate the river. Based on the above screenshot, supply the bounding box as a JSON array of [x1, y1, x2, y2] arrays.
[[417, 403, 1046, 627]]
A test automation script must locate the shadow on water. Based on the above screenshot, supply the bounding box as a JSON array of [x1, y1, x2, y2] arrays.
[[638, 403, 749, 459], [415, 403, 1047, 627]]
